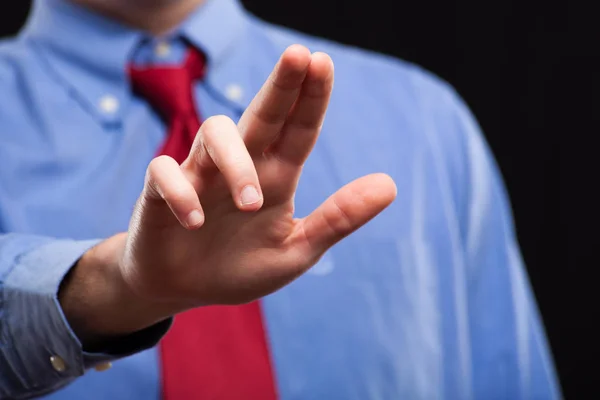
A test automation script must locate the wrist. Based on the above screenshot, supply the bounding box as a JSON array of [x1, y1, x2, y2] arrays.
[[58, 233, 175, 348]]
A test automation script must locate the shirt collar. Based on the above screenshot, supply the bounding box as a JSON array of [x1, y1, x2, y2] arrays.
[[181, 0, 248, 70], [20, 0, 251, 124]]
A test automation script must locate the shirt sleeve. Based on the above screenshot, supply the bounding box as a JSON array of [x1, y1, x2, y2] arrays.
[[452, 98, 563, 400], [0, 234, 171, 399]]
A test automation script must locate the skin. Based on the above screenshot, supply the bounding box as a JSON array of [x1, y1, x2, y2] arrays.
[[61, 0, 398, 348], [70, 0, 207, 35]]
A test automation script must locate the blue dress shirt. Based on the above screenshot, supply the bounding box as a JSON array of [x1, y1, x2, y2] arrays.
[[0, 0, 561, 398]]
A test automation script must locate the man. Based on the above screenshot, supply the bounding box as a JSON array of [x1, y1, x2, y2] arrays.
[[0, 0, 560, 398]]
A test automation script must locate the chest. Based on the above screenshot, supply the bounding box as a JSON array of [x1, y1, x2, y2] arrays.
[[4, 91, 465, 400], [259, 124, 463, 398]]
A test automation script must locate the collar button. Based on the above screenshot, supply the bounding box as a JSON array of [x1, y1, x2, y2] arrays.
[[99, 95, 119, 114], [225, 84, 243, 102], [155, 41, 171, 58]]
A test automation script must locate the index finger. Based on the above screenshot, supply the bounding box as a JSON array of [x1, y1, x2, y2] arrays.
[[237, 44, 311, 155]]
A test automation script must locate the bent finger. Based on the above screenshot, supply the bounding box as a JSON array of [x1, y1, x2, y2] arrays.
[[183, 115, 263, 211], [144, 155, 205, 229]]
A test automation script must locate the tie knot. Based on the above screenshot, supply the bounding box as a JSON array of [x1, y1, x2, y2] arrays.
[[129, 47, 206, 121]]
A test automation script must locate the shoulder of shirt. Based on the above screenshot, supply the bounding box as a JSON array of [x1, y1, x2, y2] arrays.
[[245, 16, 483, 218], [0, 36, 28, 67], [245, 14, 469, 114], [0, 36, 48, 138], [0, 36, 35, 94], [245, 15, 478, 172], [0, 37, 19, 77]]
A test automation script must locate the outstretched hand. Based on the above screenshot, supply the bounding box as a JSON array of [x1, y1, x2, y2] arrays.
[[61, 45, 397, 344], [122, 44, 397, 308]]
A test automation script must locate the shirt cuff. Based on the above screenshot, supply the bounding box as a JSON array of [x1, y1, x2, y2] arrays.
[[0, 239, 171, 399]]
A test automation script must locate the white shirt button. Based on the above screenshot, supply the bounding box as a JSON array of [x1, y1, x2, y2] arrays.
[[50, 355, 67, 372], [94, 362, 113, 372], [225, 84, 243, 102], [154, 41, 171, 58], [99, 95, 119, 114]]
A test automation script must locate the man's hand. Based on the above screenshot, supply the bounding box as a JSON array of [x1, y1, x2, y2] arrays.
[[60, 45, 397, 345]]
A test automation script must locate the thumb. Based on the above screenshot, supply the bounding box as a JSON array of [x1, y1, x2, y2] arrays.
[[298, 173, 397, 257]]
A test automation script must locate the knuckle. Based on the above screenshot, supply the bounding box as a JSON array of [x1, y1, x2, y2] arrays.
[[325, 198, 354, 234], [201, 114, 235, 139], [251, 96, 283, 125], [147, 155, 170, 177], [145, 160, 161, 187], [203, 141, 219, 166], [144, 156, 178, 199]]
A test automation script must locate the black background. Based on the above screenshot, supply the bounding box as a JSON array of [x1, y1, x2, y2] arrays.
[[1, 1, 597, 397]]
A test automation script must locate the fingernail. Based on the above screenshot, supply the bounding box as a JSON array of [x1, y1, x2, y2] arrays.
[[240, 185, 261, 205], [186, 210, 204, 228]]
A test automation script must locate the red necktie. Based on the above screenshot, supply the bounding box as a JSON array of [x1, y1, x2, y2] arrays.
[[129, 47, 278, 400]]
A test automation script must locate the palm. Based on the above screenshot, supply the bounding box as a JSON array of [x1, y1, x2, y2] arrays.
[[121, 46, 396, 310]]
